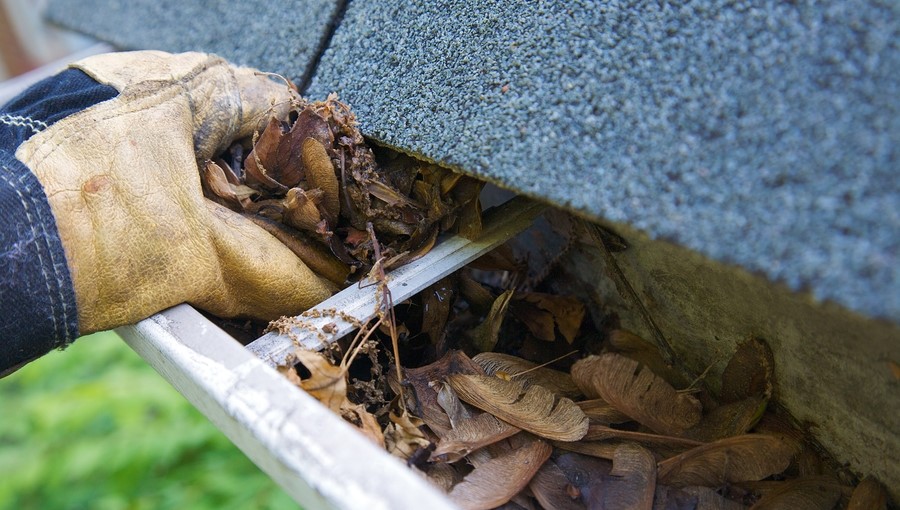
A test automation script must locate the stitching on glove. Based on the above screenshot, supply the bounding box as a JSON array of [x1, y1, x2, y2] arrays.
[[0, 168, 71, 345], [0, 114, 48, 134]]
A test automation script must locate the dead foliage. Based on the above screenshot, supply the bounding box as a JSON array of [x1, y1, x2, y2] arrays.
[[224, 88, 884, 509]]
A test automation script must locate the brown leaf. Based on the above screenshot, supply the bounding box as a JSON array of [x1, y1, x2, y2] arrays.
[[244, 116, 289, 193], [571, 353, 702, 435], [302, 137, 340, 222], [459, 274, 496, 315], [245, 214, 348, 286], [435, 380, 472, 427], [447, 374, 588, 442], [848, 476, 888, 510], [653, 485, 704, 510], [657, 434, 794, 488], [447, 436, 552, 510], [584, 423, 704, 451], [403, 350, 486, 436], [275, 107, 333, 188], [749, 476, 844, 510], [577, 399, 632, 424], [469, 290, 514, 352], [685, 396, 768, 442], [473, 352, 582, 399], [583, 443, 657, 510], [430, 412, 520, 463], [528, 460, 584, 510], [342, 403, 385, 448], [421, 278, 455, 352], [202, 159, 241, 208], [509, 291, 585, 344], [720, 338, 775, 403], [384, 408, 431, 460], [282, 349, 348, 413], [282, 187, 324, 232]]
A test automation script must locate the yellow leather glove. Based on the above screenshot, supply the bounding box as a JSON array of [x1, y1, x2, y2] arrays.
[[16, 51, 333, 334]]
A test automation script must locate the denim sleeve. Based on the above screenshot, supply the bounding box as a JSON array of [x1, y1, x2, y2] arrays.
[[0, 68, 117, 375]]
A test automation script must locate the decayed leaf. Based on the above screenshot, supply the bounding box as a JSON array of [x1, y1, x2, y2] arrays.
[[447, 374, 588, 442], [302, 137, 340, 222], [473, 352, 582, 399], [245, 215, 349, 286], [848, 476, 888, 510], [685, 396, 768, 442], [447, 436, 552, 510], [571, 353, 702, 435], [244, 116, 289, 192], [528, 460, 583, 510], [403, 350, 485, 436], [583, 443, 657, 510], [749, 476, 844, 510], [282, 187, 324, 232], [657, 434, 794, 488], [607, 329, 688, 387], [384, 408, 431, 460], [509, 291, 585, 344], [282, 349, 347, 413], [342, 403, 385, 448], [576, 398, 632, 424], [435, 380, 472, 427], [430, 412, 520, 463], [469, 290, 514, 352], [720, 337, 775, 403], [421, 278, 454, 352]]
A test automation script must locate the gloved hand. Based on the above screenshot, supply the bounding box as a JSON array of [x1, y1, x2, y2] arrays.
[[1, 51, 333, 372]]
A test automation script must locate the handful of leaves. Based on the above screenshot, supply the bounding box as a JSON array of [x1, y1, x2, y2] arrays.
[[201, 93, 483, 287]]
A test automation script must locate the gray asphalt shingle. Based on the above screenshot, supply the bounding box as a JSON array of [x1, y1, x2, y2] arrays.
[[306, 1, 899, 322], [47, 0, 341, 86]]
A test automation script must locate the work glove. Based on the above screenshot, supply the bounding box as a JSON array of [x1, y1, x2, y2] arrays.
[[0, 51, 333, 374]]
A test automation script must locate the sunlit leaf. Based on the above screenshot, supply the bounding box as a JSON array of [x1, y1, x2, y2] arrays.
[[280, 349, 347, 413]]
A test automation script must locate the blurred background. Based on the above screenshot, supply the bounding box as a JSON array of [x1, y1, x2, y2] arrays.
[[0, 1, 295, 508]]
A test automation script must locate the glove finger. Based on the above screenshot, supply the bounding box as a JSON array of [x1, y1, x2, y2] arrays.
[[231, 65, 296, 140], [193, 201, 334, 321]]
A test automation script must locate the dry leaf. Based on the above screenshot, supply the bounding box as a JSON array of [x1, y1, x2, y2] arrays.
[[653, 485, 703, 510], [435, 380, 472, 427], [509, 291, 585, 344], [584, 423, 704, 451], [469, 290, 514, 352], [657, 434, 794, 487], [302, 137, 340, 222], [607, 329, 688, 387], [447, 374, 588, 442], [459, 274, 496, 314], [275, 107, 334, 188], [447, 436, 552, 510], [553, 439, 619, 460], [583, 443, 657, 510], [685, 396, 768, 442], [848, 476, 888, 510], [473, 352, 582, 399], [245, 215, 348, 286], [425, 462, 463, 492], [403, 350, 485, 436], [283, 349, 348, 413], [571, 353, 701, 435], [202, 159, 242, 208], [244, 116, 289, 192], [421, 278, 455, 352], [430, 412, 520, 463], [720, 338, 775, 403], [342, 403, 385, 448], [577, 398, 632, 424], [749, 476, 844, 510], [384, 408, 431, 460], [528, 460, 584, 510], [282, 187, 324, 232]]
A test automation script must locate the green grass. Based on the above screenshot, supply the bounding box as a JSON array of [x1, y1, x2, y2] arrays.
[[0, 331, 296, 509]]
